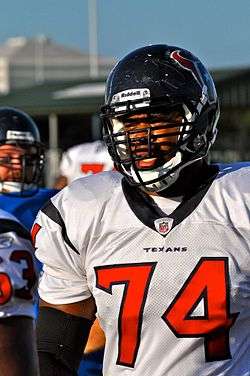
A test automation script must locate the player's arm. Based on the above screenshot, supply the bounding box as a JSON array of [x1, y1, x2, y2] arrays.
[[0, 316, 39, 376], [37, 297, 96, 376], [0, 212, 39, 375], [33, 195, 97, 375], [84, 318, 105, 354], [53, 175, 68, 189], [53, 150, 70, 189]]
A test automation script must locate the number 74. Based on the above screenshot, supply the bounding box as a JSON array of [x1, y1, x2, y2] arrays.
[[95, 257, 239, 368]]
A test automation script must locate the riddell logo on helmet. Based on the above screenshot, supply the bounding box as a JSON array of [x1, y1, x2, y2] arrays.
[[7, 130, 35, 141], [121, 90, 141, 98], [111, 88, 150, 103]]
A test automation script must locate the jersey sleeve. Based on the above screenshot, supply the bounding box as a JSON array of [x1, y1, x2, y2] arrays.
[[0, 215, 37, 319], [33, 188, 92, 305]]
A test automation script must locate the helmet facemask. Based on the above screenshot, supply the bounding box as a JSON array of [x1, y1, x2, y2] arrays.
[[0, 140, 45, 196], [102, 99, 219, 192]]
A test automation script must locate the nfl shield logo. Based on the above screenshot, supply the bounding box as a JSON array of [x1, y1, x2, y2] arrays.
[[154, 217, 173, 235], [159, 222, 168, 233]]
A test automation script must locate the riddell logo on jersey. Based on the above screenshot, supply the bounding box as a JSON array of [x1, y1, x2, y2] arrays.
[[143, 246, 188, 253]]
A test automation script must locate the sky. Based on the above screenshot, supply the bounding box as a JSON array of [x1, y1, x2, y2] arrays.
[[1, 0, 250, 70]]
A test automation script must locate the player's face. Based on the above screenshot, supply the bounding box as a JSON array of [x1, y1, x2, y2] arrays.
[[113, 110, 183, 170], [0, 144, 36, 182]]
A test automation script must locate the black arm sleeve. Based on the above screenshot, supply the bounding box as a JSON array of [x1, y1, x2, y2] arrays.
[[36, 307, 94, 376]]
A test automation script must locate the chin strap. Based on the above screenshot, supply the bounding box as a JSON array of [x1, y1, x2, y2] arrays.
[[130, 152, 182, 192], [0, 181, 23, 193], [145, 170, 180, 192], [0, 181, 35, 194]]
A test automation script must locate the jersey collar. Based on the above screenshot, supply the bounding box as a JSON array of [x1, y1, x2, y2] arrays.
[[122, 165, 219, 236]]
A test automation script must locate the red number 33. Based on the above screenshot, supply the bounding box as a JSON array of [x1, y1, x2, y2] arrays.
[[95, 257, 239, 367]]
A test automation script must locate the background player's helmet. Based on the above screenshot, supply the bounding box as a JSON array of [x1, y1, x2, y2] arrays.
[[0, 107, 45, 195], [101, 44, 220, 192]]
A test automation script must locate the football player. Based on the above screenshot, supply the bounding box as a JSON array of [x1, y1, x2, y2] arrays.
[[35, 45, 249, 375], [0, 107, 102, 375], [54, 140, 114, 189], [0, 208, 38, 375], [0, 107, 58, 229]]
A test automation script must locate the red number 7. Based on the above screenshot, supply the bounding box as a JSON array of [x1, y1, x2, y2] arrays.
[[95, 262, 156, 367]]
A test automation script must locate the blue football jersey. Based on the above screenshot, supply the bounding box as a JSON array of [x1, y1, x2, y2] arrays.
[[0, 188, 58, 230]]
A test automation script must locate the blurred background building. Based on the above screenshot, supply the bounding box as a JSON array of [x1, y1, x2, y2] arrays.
[[0, 36, 115, 94], [0, 35, 249, 186]]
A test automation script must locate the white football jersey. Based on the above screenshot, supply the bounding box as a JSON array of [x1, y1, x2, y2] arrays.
[[59, 141, 114, 183], [35, 163, 250, 376], [0, 209, 37, 319]]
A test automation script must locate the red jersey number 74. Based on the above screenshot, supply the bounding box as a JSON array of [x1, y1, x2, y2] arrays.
[[95, 258, 239, 368]]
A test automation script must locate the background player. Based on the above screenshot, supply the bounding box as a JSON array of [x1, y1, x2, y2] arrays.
[[0, 107, 58, 229], [0, 107, 103, 375], [35, 44, 249, 375], [54, 140, 113, 189], [0, 208, 38, 375]]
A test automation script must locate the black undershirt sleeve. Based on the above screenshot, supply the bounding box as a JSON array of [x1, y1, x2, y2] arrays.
[[37, 307, 94, 376]]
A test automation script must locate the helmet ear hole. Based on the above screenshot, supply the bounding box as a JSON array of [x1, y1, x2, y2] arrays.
[[192, 134, 207, 152]]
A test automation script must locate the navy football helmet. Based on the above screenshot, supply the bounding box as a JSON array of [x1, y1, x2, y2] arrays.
[[100, 44, 220, 192], [0, 107, 45, 195]]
